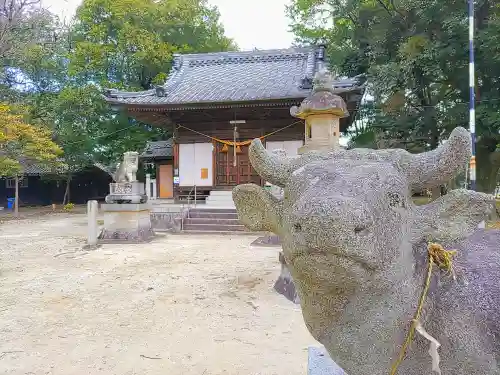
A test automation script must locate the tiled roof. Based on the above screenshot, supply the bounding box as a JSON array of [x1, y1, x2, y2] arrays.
[[12, 161, 112, 176], [0, 156, 65, 176], [103, 46, 366, 107], [0, 151, 114, 177], [22, 162, 60, 175], [140, 139, 173, 158]]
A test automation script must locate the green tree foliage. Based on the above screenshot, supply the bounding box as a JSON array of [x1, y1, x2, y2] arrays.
[[0, 103, 62, 176], [69, 0, 236, 89], [0, 103, 62, 214], [0, 0, 235, 204], [9, 0, 235, 163], [288, 0, 500, 192]]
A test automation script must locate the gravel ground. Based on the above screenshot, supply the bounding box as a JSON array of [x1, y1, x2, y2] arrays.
[[0, 214, 315, 375]]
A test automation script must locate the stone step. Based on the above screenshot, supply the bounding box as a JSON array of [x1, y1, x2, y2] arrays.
[[177, 230, 258, 236], [191, 213, 239, 221], [206, 194, 234, 201], [188, 212, 239, 220], [205, 203, 235, 207], [205, 199, 235, 205], [205, 190, 235, 207], [204, 202, 236, 207], [189, 207, 236, 212], [207, 190, 234, 196], [182, 223, 247, 232], [205, 200, 235, 206], [184, 217, 241, 225], [183, 207, 244, 234]]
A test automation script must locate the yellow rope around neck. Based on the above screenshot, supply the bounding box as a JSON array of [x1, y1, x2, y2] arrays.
[[389, 243, 457, 375]]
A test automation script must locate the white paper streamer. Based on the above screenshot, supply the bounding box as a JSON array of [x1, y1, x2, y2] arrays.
[[414, 320, 442, 374]]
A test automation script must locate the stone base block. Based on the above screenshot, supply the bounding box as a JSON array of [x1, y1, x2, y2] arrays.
[[251, 232, 281, 247], [299, 142, 338, 155], [308, 347, 345, 375], [151, 210, 187, 232], [105, 194, 147, 204], [273, 251, 300, 304], [99, 203, 154, 243]]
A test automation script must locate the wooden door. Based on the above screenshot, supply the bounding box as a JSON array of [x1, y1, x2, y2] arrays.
[[158, 164, 173, 198], [238, 146, 260, 184], [215, 143, 260, 186], [215, 142, 235, 186]]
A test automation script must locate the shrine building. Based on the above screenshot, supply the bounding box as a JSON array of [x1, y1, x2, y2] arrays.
[[103, 45, 365, 202]]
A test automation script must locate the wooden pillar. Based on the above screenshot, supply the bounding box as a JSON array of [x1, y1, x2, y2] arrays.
[[212, 139, 217, 187]]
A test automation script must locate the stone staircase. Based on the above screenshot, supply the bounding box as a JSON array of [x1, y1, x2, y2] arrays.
[[182, 208, 253, 234], [204, 190, 235, 208]]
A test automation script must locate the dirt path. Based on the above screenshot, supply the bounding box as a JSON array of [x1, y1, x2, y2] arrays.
[[0, 214, 315, 375]]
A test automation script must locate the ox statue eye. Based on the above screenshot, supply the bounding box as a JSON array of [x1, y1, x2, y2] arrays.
[[293, 223, 302, 232], [387, 192, 405, 208]]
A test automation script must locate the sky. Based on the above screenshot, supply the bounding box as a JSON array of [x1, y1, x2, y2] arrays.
[[42, 0, 296, 51]]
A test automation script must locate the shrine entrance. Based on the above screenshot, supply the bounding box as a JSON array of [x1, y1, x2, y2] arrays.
[[215, 142, 261, 187]]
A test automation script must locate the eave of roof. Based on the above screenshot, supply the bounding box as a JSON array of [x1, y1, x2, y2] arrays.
[[103, 46, 366, 109]]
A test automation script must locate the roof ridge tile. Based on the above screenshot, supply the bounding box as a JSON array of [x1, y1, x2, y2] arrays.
[[187, 53, 308, 67]]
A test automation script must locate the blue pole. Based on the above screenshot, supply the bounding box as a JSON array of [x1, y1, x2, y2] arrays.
[[469, 0, 476, 191]]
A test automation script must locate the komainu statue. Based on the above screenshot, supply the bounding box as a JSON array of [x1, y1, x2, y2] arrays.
[[233, 127, 499, 375], [105, 151, 147, 204], [113, 151, 139, 182]]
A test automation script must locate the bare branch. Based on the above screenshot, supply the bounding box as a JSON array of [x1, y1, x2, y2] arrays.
[[375, 0, 393, 16], [0, 0, 48, 60]]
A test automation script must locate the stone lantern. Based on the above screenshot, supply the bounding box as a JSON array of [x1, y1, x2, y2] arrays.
[[291, 67, 349, 154], [273, 65, 351, 305]]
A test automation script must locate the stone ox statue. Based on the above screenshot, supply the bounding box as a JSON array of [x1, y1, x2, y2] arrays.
[[233, 127, 499, 375]]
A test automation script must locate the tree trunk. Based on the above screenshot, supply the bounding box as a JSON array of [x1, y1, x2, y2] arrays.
[[491, 202, 500, 221], [14, 175, 19, 217], [62, 174, 72, 205], [485, 150, 500, 193]]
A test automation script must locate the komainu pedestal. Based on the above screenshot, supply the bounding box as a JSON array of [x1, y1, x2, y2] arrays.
[[105, 182, 147, 204], [99, 203, 154, 243]]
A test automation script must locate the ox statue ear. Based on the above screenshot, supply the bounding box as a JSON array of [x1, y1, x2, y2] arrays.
[[412, 189, 495, 243], [232, 184, 282, 234]]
